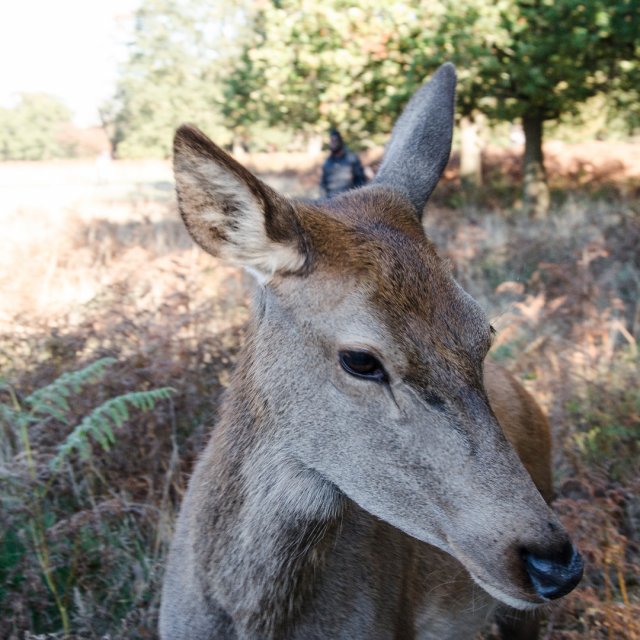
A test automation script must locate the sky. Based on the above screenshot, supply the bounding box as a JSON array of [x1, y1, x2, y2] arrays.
[[0, 0, 139, 127]]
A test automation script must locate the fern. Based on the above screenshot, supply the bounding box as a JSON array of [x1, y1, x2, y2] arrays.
[[0, 400, 18, 424], [25, 357, 117, 423], [1, 357, 175, 469], [1, 358, 174, 634], [50, 387, 175, 469]]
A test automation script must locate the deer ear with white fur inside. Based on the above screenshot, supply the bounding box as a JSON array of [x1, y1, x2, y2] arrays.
[[173, 124, 307, 278]]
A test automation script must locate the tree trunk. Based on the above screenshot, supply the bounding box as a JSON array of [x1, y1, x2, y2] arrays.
[[460, 113, 484, 195], [522, 113, 550, 218]]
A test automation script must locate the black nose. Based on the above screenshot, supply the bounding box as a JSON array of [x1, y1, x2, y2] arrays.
[[522, 543, 583, 600]]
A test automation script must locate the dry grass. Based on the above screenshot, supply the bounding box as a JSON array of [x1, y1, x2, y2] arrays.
[[0, 156, 638, 639]]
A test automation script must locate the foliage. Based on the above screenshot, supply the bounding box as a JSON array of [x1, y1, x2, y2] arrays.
[[438, 0, 639, 122], [0, 93, 75, 161], [429, 194, 640, 637], [51, 387, 175, 469], [568, 351, 639, 481], [607, 30, 640, 134], [224, 1, 640, 135], [111, 0, 640, 173], [111, 0, 251, 158], [217, 0, 640, 213], [0, 165, 249, 636], [223, 1, 441, 145], [439, 0, 639, 214], [0, 358, 174, 636]]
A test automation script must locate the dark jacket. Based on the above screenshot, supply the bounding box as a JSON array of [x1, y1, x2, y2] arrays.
[[321, 149, 366, 198]]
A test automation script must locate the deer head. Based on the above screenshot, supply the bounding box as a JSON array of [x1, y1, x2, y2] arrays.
[[173, 64, 582, 609]]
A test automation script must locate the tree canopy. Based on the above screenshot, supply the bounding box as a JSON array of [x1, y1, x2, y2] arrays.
[[110, 0, 249, 158], [222, 1, 441, 144], [436, 0, 640, 213], [0, 94, 74, 161]]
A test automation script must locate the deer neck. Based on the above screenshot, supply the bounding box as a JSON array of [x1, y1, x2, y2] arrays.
[[196, 332, 345, 637]]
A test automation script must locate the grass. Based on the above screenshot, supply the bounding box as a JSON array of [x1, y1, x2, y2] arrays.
[[0, 157, 638, 639]]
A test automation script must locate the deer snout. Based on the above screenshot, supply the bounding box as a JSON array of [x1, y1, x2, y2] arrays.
[[521, 541, 583, 600]]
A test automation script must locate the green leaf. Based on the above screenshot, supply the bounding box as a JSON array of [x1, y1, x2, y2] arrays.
[[50, 387, 174, 470]]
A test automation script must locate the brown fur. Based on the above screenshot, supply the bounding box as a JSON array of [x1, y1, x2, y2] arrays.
[[485, 362, 553, 503]]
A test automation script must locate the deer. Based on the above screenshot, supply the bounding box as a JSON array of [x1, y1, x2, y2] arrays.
[[159, 63, 583, 640]]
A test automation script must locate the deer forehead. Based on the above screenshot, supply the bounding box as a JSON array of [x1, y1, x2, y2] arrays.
[[281, 193, 491, 370]]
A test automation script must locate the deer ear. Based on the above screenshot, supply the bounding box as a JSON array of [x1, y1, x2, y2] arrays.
[[173, 125, 306, 278], [373, 63, 456, 219]]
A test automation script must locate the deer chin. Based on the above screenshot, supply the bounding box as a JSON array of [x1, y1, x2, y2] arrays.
[[446, 538, 543, 611], [468, 574, 541, 611]]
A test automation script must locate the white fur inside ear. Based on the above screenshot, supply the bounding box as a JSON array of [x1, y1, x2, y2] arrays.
[[178, 155, 305, 277]]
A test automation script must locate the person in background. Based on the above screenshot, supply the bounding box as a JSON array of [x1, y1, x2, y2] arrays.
[[320, 129, 366, 198]]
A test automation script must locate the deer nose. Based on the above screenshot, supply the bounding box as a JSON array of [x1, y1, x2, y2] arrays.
[[522, 543, 583, 600]]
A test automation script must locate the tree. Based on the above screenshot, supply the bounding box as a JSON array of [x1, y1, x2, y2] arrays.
[[222, 1, 441, 147], [438, 0, 640, 216], [112, 0, 639, 207], [111, 0, 247, 158], [224, 0, 639, 212], [0, 94, 74, 161]]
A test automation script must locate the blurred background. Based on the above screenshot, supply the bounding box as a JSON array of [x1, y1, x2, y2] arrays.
[[1, 1, 638, 638]]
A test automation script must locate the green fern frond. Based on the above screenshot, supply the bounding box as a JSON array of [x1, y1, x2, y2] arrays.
[[27, 357, 116, 404], [26, 357, 117, 421], [0, 402, 18, 425], [50, 387, 175, 469]]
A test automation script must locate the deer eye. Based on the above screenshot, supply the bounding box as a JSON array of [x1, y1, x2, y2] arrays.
[[339, 350, 388, 383]]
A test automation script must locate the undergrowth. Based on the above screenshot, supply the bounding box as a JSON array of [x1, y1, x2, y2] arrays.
[[1, 358, 174, 637], [0, 174, 638, 638]]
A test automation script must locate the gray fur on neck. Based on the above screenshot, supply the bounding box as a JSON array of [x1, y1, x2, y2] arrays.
[[209, 449, 344, 637], [178, 335, 345, 639], [373, 63, 456, 219]]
